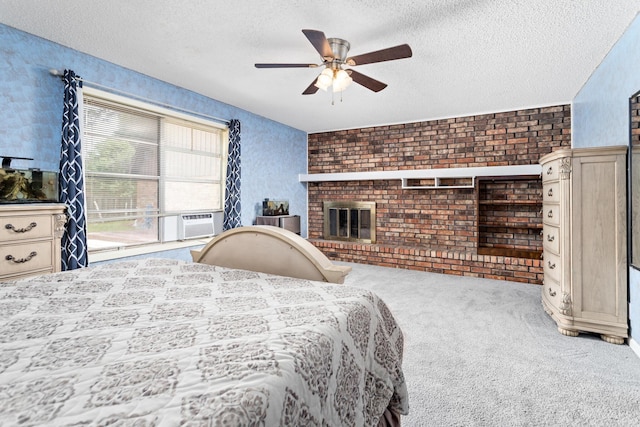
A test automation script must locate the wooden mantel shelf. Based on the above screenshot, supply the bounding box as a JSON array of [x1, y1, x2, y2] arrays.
[[299, 164, 542, 188]]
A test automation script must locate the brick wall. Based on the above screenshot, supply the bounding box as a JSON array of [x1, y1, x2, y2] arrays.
[[307, 105, 571, 284]]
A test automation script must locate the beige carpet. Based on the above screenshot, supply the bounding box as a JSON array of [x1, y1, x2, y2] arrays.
[[341, 262, 640, 427]]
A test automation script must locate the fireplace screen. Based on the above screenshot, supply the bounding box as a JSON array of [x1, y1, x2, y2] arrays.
[[323, 201, 376, 243]]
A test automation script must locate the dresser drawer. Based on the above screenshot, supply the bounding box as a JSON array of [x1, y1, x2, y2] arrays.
[[0, 214, 53, 242], [0, 241, 54, 277], [543, 182, 560, 203], [541, 161, 560, 183], [542, 204, 560, 226], [543, 251, 561, 282], [542, 276, 562, 310], [542, 225, 560, 254]]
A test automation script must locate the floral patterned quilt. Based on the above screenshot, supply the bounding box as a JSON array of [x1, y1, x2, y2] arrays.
[[0, 258, 408, 426]]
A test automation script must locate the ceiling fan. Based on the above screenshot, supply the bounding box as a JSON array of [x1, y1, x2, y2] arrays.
[[255, 29, 412, 96]]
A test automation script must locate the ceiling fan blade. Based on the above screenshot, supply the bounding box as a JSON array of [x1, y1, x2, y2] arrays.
[[302, 78, 320, 95], [346, 44, 412, 66], [302, 29, 334, 60], [255, 63, 317, 68], [348, 69, 387, 92]]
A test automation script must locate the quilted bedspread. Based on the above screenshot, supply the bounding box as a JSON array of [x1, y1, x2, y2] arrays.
[[0, 258, 408, 426]]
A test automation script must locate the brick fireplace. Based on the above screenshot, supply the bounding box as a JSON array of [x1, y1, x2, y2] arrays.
[[306, 105, 571, 284]]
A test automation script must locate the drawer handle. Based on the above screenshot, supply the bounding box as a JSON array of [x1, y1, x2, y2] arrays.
[[547, 210, 553, 218], [547, 188, 553, 197], [547, 235, 555, 242], [5, 222, 37, 233], [546, 166, 553, 175], [5, 251, 37, 264], [548, 287, 557, 297], [548, 261, 556, 269]]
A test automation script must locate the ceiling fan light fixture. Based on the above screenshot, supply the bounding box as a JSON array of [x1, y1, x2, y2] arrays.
[[314, 68, 333, 91], [332, 69, 352, 92]]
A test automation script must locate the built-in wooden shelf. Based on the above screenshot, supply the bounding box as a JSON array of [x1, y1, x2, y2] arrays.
[[479, 222, 543, 230], [477, 247, 542, 259], [478, 200, 541, 205], [401, 177, 475, 189], [476, 175, 543, 260]]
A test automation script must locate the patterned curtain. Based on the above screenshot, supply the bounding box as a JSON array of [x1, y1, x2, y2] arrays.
[[59, 69, 88, 270], [223, 119, 242, 230]]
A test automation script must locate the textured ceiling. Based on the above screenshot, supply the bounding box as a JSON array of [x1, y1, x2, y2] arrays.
[[1, 1, 639, 133]]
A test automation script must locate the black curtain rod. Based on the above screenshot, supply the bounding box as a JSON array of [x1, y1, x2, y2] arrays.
[[49, 69, 231, 126]]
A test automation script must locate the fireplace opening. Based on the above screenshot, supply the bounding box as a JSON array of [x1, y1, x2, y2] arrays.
[[323, 201, 376, 243]]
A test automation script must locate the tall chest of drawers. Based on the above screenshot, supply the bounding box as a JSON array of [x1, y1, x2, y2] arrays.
[[540, 146, 627, 344], [0, 204, 67, 281]]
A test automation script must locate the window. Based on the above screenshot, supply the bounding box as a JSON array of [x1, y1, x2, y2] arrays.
[[83, 91, 226, 251]]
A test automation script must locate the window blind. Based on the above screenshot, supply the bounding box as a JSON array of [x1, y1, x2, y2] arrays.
[[83, 95, 226, 250]]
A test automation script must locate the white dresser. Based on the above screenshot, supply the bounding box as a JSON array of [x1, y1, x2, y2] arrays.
[[0, 203, 67, 281], [540, 146, 627, 344]]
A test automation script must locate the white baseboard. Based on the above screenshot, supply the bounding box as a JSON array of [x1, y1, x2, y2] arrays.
[[630, 338, 640, 359]]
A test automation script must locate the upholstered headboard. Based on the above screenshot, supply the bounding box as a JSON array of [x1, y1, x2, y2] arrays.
[[191, 225, 351, 284]]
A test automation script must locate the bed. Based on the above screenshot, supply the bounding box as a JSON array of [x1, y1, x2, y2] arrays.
[[0, 258, 408, 426]]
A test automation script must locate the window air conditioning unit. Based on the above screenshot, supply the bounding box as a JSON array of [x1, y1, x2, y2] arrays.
[[178, 213, 215, 240]]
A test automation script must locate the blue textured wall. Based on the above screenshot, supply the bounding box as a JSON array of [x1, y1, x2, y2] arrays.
[[573, 13, 640, 148], [0, 23, 308, 235], [572, 13, 640, 347]]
